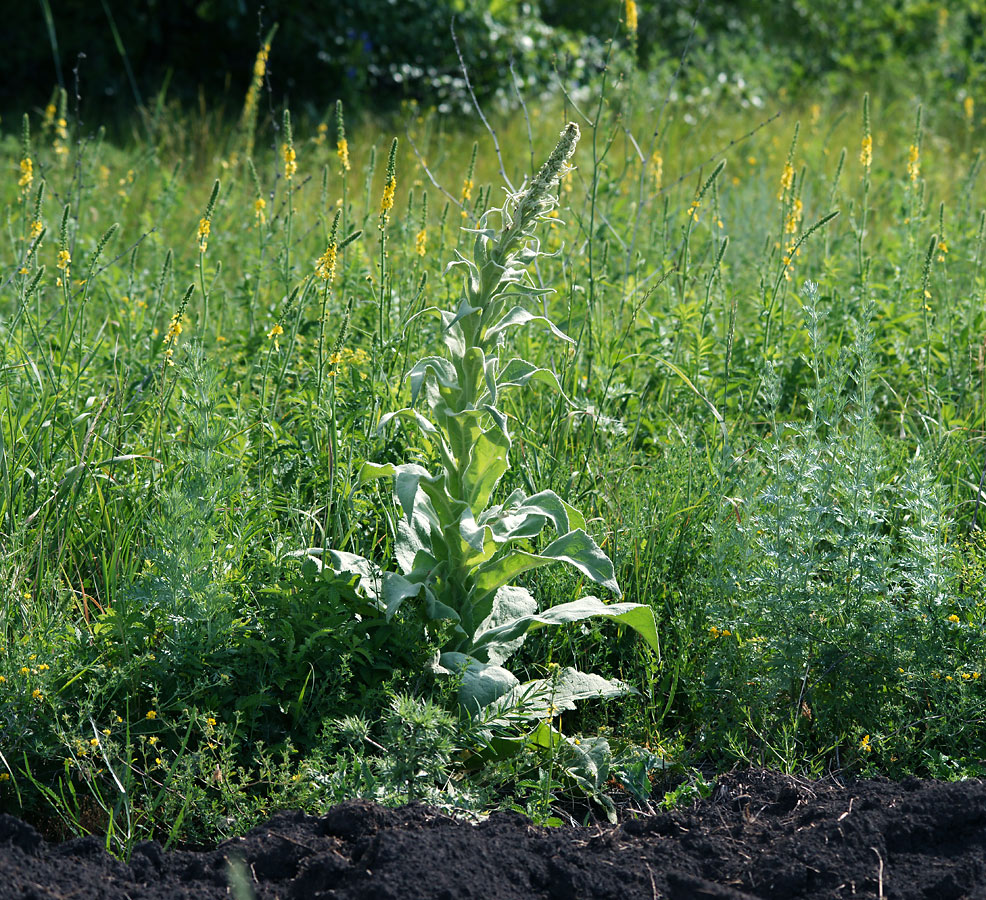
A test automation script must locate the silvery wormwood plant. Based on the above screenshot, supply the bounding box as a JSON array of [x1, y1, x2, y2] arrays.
[[305, 124, 659, 717]]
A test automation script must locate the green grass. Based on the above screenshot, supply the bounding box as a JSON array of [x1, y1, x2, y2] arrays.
[[2, 60, 986, 850]]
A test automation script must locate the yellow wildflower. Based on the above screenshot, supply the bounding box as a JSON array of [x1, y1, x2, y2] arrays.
[[164, 313, 183, 344], [254, 43, 268, 79], [29, 219, 43, 240], [379, 137, 398, 225], [315, 244, 337, 282], [937, 239, 948, 263], [32, 688, 43, 701], [380, 174, 396, 218], [907, 144, 920, 184], [283, 144, 297, 180], [254, 196, 266, 225], [415, 227, 427, 256], [965, 95, 975, 123], [335, 101, 351, 172], [148, 736, 159, 746], [0, 676, 6, 684], [860, 134, 872, 172], [0, 773, 9, 782], [777, 161, 794, 200], [316, 122, 328, 145], [860, 734, 872, 752], [145, 710, 157, 719], [57, 249, 71, 273], [460, 177, 473, 204], [197, 217, 211, 253], [947, 614, 960, 623], [206, 717, 217, 727], [784, 197, 803, 234], [651, 150, 662, 191], [18, 158, 33, 189], [625, 0, 638, 34], [267, 323, 284, 350]]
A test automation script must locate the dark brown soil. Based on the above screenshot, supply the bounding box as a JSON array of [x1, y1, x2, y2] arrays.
[[3, 770, 986, 899]]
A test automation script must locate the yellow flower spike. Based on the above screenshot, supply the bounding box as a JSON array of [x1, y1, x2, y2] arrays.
[[197, 217, 211, 253], [283, 144, 297, 179], [860, 93, 872, 174], [860, 734, 872, 752], [461, 141, 478, 206], [254, 196, 266, 224], [379, 137, 398, 226], [18, 158, 33, 190], [56, 249, 71, 273], [415, 228, 428, 257], [625, 0, 638, 34], [907, 144, 920, 184], [650, 150, 663, 191], [267, 323, 284, 351], [964, 95, 975, 123], [335, 100, 351, 172]]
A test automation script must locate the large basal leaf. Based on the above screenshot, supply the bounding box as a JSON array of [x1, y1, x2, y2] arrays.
[[436, 651, 519, 712], [474, 585, 538, 664], [489, 667, 632, 718], [470, 528, 621, 601], [471, 596, 660, 660]]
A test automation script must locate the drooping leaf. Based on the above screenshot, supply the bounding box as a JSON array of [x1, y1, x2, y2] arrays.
[[473, 584, 538, 664], [438, 651, 519, 712], [489, 667, 632, 717], [484, 306, 575, 347], [470, 529, 621, 601], [408, 356, 459, 404], [471, 596, 659, 659]]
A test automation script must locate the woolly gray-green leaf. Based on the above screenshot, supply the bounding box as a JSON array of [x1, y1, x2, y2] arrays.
[[471, 596, 659, 658], [484, 306, 574, 346], [471, 529, 620, 601]]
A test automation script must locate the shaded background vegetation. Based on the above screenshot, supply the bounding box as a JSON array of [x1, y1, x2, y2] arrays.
[[5, 0, 986, 123]]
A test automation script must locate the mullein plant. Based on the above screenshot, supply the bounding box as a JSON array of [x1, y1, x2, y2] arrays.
[[310, 124, 659, 716]]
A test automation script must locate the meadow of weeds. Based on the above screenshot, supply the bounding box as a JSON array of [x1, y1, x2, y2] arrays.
[[3, 22, 986, 853]]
